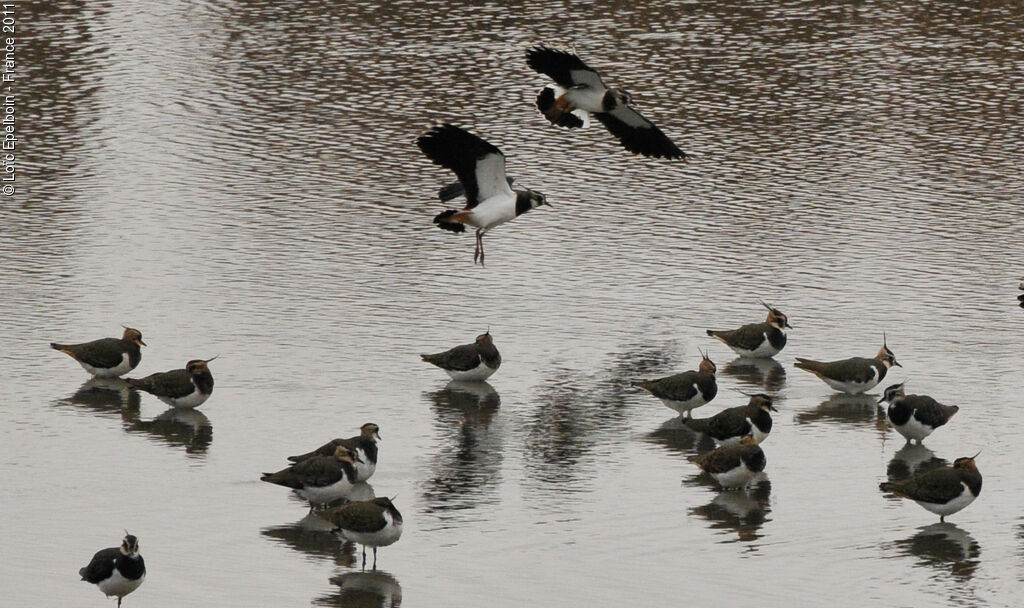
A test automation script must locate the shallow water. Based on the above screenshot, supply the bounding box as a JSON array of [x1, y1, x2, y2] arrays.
[[6, 1, 1024, 606]]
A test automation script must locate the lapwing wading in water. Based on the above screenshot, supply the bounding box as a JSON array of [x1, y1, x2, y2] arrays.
[[417, 124, 550, 265], [878, 382, 959, 445], [126, 358, 216, 409], [879, 453, 982, 522], [421, 331, 501, 382], [322, 497, 404, 570], [690, 435, 766, 489], [286, 423, 381, 483], [79, 533, 146, 608], [631, 350, 717, 418], [707, 301, 792, 358], [794, 335, 900, 394], [262, 445, 363, 507], [51, 327, 146, 378], [526, 44, 686, 159], [682, 392, 778, 446]]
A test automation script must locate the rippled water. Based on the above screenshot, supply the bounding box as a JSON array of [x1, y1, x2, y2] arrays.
[[7, 1, 1024, 606]]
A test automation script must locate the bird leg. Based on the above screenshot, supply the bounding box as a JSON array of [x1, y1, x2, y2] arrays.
[[372, 547, 378, 570], [361, 545, 367, 570], [473, 228, 487, 266]]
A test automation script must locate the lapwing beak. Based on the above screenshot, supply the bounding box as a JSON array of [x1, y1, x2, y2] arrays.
[[784, 322, 793, 329], [877, 394, 887, 405], [374, 431, 382, 441], [768, 404, 778, 412], [893, 360, 902, 367], [138, 339, 147, 346]]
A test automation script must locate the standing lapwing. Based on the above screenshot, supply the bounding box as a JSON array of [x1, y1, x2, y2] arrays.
[[286, 423, 381, 483], [321, 497, 404, 570], [631, 350, 717, 418], [261, 445, 363, 507], [706, 302, 792, 359], [79, 533, 146, 608], [416, 124, 550, 265], [689, 435, 766, 489], [879, 453, 982, 522], [794, 336, 900, 394], [51, 327, 146, 378], [526, 44, 686, 159], [126, 358, 216, 409], [421, 331, 501, 382], [878, 382, 959, 445], [682, 392, 777, 445]]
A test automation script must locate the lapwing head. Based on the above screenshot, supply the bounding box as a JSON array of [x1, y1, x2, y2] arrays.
[[186, 357, 217, 375], [750, 393, 777, 412], [360, 422, 381, 442], [953, 451, 981, 473], [121, 327, 146, 347], [697, 349, 716, 375], [611, 88, 632, 106], [877, 382, 906, 404], [475, 332, 495, 347], [759, 301, 792, 330], [739, 434, 760, 446], [120, 534, 140, 557], [877, 335, 900, 368], [333, 445, 362, 464], [527, 191, 551, 209]]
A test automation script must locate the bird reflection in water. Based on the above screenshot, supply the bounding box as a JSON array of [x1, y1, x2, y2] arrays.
[[891, 523, 981, 582], [261, 511, 358, 567], [124, 408, 213, 455], [721, 357, 787, 393], [794, 393, 887, 436], [886, 443, 950, 482], [646, 418, 717, 456], [690, 478, 772, 544], [54, 377, 140, 421], [314, 569, 402, 607], [421, 381, 503, 514]]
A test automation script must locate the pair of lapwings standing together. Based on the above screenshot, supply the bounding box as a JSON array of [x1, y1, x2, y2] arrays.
[[633, 303, 979, 521], [418, 45, 686, 265], [51, 326, 217, 409]]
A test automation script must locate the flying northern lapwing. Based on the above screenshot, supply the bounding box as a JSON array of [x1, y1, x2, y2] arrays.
[[79, 533, 146, 608], [878, 382, 959, 445], [682, 392, 777, 445], [689, 435, 766, 489], [631, 350, 717, 418], [262, 445, 362, 507], [286, 423, 381, 483], [706, 301, 792, 358], [421, 331, 501, 382], [51, 327, 146, 378], [126, 358, 216, 409], [417, 124, 550, 265], [794, 335, 900, 394], [526, 44, 686, 159], [321, 497, 404, 570], [879, 452, 982, 522]]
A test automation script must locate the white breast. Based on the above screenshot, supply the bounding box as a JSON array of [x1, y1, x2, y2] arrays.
[[341, 512, 404, 548], [916, 482, 977, 517], [892, 415, 934, 442], [730, 335, 781, 358], [446, 360, 497, 382], [822, 367, 879, 394], [97, 568, 145, 599], [160, 379, 211, 409], [712, 463, 758, 489], [463, 194, 517, 230]]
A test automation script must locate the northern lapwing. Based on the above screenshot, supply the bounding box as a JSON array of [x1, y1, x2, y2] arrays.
[[322, 497, 404, 570], [286, 423, 381, 483], [706, 301, 791, 358], [878, 382, 959, 445], [51, 327, 146, 378], [126, 358, 216, 409], [79, 533, 146, 608], [417, 124, 550, 265], [682, 392, 777, 445], [421, 331, 501, 382], [261, 445, 362, 507], [794, 335, 900, 394], [631, 350, 718, 418], [879, 452, 982, 522], [689, 435, 766, 489], [1018, 278, 1024, 308], [526, 44, 686, 159]]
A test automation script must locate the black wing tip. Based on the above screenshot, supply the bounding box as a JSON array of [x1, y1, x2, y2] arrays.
[[50, 342, 63, 350], [705, 330, 716, 337], [433, 210, 466, 233]]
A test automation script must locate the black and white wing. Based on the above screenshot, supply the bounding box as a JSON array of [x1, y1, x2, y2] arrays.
[[594, 105, 686, 159], [526, 45, 606, 91], [416, 124, 514, 209], [438, 177, 515, 203]]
